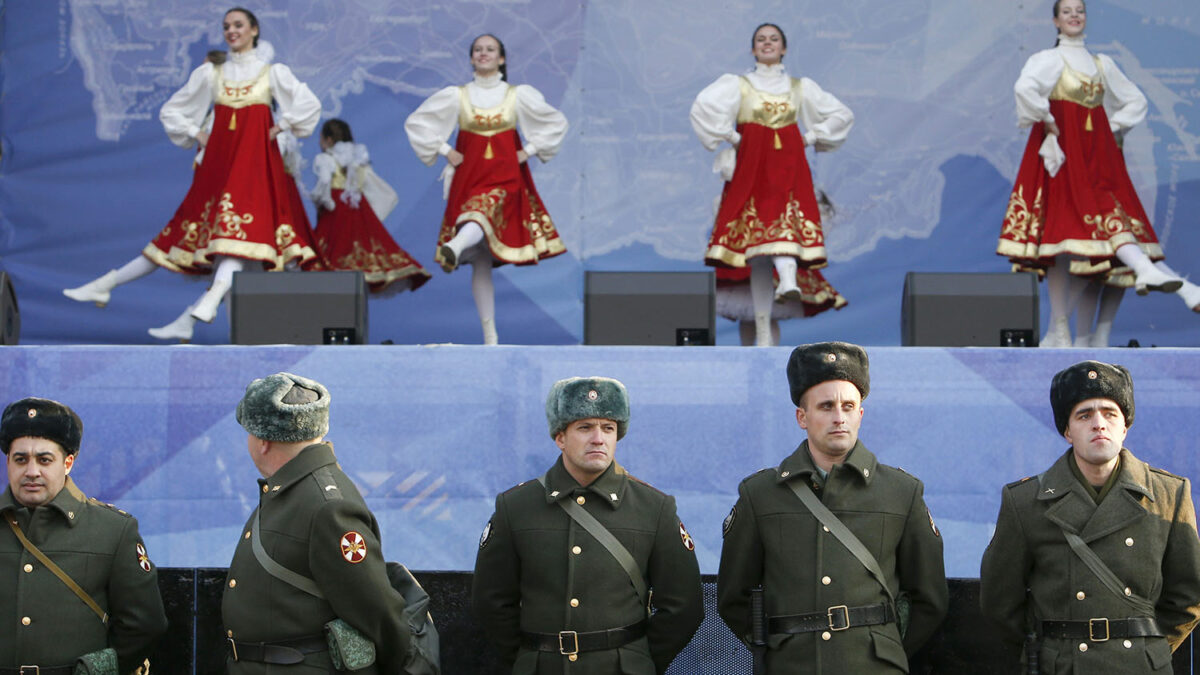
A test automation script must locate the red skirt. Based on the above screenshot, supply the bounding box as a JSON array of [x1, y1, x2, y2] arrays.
[[715, 266, 847, 320], [706, 122, 826, 269], [435, 129, 566, 269], [997, 100, 1161, 286], [314, 189, 431, 294], [144, 103, 319, 273]]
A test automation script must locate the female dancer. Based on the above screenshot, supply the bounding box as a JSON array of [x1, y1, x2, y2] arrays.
[[691, 23, 852, 346], [997, 0, 1199, 347], [404, 34, 568, 345], [310, 119, 430, 294], [63, 7, 321, 342]]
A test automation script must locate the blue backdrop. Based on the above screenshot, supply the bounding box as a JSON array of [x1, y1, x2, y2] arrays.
[[2, 1, 1199, 346]]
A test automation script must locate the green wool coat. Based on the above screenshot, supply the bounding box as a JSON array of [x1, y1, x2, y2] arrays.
[[0, 478, 167, 674], [222, 443, 412, 674], [717, 441, 949, 674], [472, 458, 704, 674], [980, 448, 1200, 674]]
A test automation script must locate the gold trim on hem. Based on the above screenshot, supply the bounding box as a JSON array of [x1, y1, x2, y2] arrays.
[[997, 237, 1163, 264], [706, 243, 827, 270]]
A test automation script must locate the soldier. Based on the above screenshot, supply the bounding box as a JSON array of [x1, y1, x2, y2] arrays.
[[0, 397, 167, 674], [222, 372, 416, 673], [980, 360, 1200, 673], [472, 376, 704, 673], [718, 342, 948, 673]]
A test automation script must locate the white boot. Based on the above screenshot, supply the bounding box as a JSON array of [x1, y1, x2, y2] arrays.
[[772, 257, 801, 303], [1133, 266, 1184, 296], [1179, 280, 1200, 313], [1040, 316, 1071, 348], [63, 270, 120, 307], [148, 305, 196, 343], [481, 317, 498, 346], [190, 279, 230, 323], [438, 244, 459, 273]]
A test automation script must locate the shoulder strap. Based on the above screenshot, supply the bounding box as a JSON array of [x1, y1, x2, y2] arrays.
[[784, 478, 896, 606], [252, 508, 325, 599], [537, 474, 649, 608], [5, 513, 108, 624], [1036, 474, 1156, 615]]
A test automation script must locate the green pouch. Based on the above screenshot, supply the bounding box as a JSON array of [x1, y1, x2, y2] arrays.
[[326, 618, 376, 671], [74, 647, 119, 675]]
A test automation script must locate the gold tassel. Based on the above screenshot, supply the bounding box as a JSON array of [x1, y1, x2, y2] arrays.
[[773, 131, 782, 150], [484, 141, 494, 160], [228, 112, 236, 131], [1085, 112, 1092, 132]]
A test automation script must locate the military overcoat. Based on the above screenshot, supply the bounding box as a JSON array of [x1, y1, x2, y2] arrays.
[[980, 448, 1200, 673], [717, 440, 948, 674], [222, 443, 412, 674], [472, 458, 704, 674], [0, 478, 167, 673]]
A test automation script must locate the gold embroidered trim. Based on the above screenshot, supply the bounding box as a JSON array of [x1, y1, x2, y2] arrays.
[[433, 188, 565, 267]]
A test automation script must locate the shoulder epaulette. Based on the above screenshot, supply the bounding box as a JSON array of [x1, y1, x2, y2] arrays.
[[312, 466, 344, 502], [1005, 476, 1036, 490], [88, 497, 132, 518], [626, 473, 665, 496], [1149, 466, 1186, 482], [500, 480, 530, 496]]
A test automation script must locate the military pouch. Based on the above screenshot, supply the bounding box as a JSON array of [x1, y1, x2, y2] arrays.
[[326, 618, 376, 671], [73, 647, 119, 675]]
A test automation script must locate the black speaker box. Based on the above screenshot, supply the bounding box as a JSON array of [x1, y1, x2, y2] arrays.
[[584, 271, 715, 345], [0, 271, 18, 345], [901, 272, 1039, 347], [230, 271, 367, 345]]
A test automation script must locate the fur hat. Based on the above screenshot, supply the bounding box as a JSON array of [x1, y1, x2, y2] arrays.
[[1050, 360, 1134, 434], [0, 397, 84, 456], [787, 341, 870, 407], [545, 377, 630, 440], [236, 373, 330, 443]]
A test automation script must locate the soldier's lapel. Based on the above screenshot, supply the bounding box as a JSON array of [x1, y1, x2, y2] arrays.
[[1079, 487, 1147, 543], [1044, 490, 1094, 535]]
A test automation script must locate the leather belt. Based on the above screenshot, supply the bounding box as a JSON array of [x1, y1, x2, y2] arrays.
[[0, 667, 74, 675], [521, 620, 648, 655], [769, 602, 897, 634], [227, 634, 328, 664], [1042, 617, 1163, 642]]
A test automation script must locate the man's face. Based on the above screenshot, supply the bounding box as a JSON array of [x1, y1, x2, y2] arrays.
[[555, 417, 618, 484], [6, 437, 74, 508], [796, 380, 864, 463], [1065, 397, 1127, 469]]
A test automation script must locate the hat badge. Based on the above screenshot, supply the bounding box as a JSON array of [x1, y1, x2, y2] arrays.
[[825, 353, 837, 363], [1087, 370, 1098, 379], [26, 408, 36, 418], [587, 390, 598, 401]]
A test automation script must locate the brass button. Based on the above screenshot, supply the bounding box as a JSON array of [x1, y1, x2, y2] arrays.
[[262, 485, 269, 494], [229, 579, 237, 588], [821, 631, 831, 641], [23, 564, 32, 573], [822, 526, 830, 532], [1125, 538, 1134, 547], [821, 576, 831, 586], [244, 531, 251, 540], [1076, 591, 1085, 600], [68, 512, 75, 519], [570, 598, 579, 608], [1123, 639, 1132, 648], [576, 496, 586, 505], [781, 471, 790, 478], [862, 469, 870, 478], [21, 616, 31, 626], [227, 629, 234, 638], [1078, 643, 1088, 652], [1124, 587, 1132, 596], [572, 546, 581, 555], [568, 654, 578, 662]]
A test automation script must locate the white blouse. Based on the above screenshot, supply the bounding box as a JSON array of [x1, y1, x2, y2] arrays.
[[690, 63, 854, 153], [1013, 35, 1147, 134], [403, 72, 569, 165], [310, 142, 399, 222], [159, 42, 321, 149]]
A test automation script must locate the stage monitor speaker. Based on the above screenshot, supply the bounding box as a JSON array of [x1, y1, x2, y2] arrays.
[[902, 272, 1039, 347], [584, 271, 715, 346], [230, 271, 367, 345], [0, 271, 19, 345]]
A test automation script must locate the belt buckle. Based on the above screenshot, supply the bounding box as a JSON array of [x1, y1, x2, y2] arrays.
[[227, 637, 239, 662], [827, 605, 850, 632], [1089, 617, 1110, 642], [558, 630, 579, 655], [19, 667, 40, 675]]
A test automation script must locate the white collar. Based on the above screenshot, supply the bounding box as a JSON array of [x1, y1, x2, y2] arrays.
[[473, 72, 504, 88], [753, 62, 788, 77], [1057, 34, 1087, 49]]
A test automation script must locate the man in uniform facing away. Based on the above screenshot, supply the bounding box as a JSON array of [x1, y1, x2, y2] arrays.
[[472, 376, 704, 673], [222, 372, 414, 673], [0, 397, 167, 674], [981, 360, 1200, 673], [718, 342, 948, 673]]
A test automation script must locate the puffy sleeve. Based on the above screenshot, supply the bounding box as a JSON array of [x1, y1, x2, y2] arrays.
[[404, 86, 461, 166], [690, 74, 743, 150], [269, 63, 321, 138], [1099, 54, 1148, 134], [310, 152, 337, 211], [159, 62, 215, 148], [1014, 50, 1064, 128], [796, 77, 854, 151], [514, 84, 568, 162]]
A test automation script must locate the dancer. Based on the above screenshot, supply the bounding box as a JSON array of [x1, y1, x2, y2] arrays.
[[691, 23, 852, 347], [997, 0, 1199, 348], [63, 7, 321, 342], [310, 119, 430, 295], [404, 33, 568, 345]]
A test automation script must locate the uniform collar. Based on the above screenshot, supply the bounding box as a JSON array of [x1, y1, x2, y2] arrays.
[[1, 476, 89, 528], [1037, 448, 1152, 503], [541, 457, 628, 510], [258, 443, 337, 497], [776, 440, 877, 486]]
